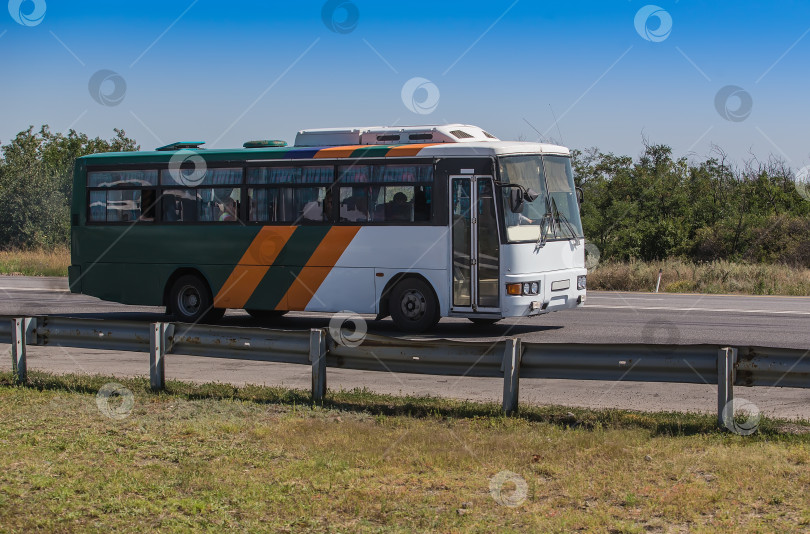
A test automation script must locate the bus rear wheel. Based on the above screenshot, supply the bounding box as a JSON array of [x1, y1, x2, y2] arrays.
[[388, 278, 439, 333], [246, 309, 288, 321], [168, 274, 224, 324]]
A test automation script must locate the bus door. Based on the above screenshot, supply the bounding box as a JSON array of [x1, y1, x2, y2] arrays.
[[450, 176, 501, 313]]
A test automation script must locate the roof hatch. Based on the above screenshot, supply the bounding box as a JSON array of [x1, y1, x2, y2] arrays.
[[156, 141, 205, 151]]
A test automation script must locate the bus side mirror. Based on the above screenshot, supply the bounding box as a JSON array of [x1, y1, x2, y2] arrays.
[[509, 188, 524, 213], [524, 188, 539, 202], [576, 187, 584, 204]]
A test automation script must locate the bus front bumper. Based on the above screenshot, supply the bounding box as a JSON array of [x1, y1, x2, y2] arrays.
[[502, 269, 587, 317]]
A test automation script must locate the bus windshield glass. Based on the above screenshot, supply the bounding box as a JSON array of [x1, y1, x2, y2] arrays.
[[498, 155, 584, 242]]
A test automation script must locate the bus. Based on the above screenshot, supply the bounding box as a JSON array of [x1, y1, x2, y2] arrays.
[[69, 124, 587, 332]]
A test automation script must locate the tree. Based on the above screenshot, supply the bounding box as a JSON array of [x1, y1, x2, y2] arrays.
[[0, 126, 138, 250]]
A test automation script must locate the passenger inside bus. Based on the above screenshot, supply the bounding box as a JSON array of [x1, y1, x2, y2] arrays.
[[218, 199, 237, 221], [387, 191, 410, 221], [340, 191, 369, 222], [217, 189, 240, 222]]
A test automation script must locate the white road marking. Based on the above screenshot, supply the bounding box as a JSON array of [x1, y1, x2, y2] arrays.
[[0, 287, 70, 293], [588, 296, 665, 301], [585, 304, 810, 316]]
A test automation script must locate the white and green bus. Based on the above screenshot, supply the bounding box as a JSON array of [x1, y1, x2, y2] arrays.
[[69, 124, 586, 332]]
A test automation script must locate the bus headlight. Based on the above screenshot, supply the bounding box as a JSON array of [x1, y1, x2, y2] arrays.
[[577, 275, 587, 290], [508, 281, 541, 296]]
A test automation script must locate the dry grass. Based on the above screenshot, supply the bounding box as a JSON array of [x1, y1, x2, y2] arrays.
[[589, 259, 810, 296], [0, 372, 808, 532], [3, 246, 809, 297], [0, 247, 69, 277]]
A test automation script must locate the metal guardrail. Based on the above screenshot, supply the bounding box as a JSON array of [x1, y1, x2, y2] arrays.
[[35, 316, 151, 352], [2, 316, 808, 430]]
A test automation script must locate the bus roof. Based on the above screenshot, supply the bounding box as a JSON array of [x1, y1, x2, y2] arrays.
[[78, 141, 570, 166]]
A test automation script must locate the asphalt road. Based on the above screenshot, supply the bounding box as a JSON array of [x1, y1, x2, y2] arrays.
[[2, 276, 809, 420]]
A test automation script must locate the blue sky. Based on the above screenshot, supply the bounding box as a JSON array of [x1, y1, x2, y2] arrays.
[[1, 0, 809, 167]]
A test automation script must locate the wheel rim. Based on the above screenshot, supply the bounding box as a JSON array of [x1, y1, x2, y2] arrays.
[[400, 289, 426, 321], [177, 284, 202, 317]]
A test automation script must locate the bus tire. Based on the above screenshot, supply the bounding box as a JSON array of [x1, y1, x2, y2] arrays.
[[168, 274, 223, 324], [469, 318, 500, 326], [388, 278, 440, 333], [246, 309, 288, 320]]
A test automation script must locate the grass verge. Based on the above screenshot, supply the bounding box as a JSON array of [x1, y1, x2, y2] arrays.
[[1, 371, 809, 532], [589, 258, 810, 296], [0, 247, 69, 277], [2, 247, 810, 297]]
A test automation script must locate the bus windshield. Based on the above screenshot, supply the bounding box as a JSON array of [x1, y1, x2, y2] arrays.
[[498, 154, 584, 242]]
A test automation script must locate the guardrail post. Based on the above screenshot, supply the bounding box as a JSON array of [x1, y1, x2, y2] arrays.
[[502, 338, 522, 415], [11, 318, 32, 384], [150, 322, 167, 391], [310, 328, 327, 403], [717, 347, 737, 429]]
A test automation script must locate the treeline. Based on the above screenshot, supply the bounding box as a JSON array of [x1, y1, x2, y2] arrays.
[[1, 126, 808, 268], [573, 144, 810, 267], [0, 126, 138, 249]]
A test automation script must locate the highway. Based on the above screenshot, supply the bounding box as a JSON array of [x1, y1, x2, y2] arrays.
[[2, 276, 809, 420]]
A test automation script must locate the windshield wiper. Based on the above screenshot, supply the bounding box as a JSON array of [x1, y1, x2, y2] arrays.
[[534, 193, 554, 251], [551, 197, 579, 244], [534, 211, 551, 251]]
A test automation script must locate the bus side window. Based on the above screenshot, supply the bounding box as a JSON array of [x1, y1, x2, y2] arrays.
[[339, 186, 369, 222], [299, 187, 329, 222], [163, 193, 180, 222], [414, 186, 430, 221], [141, 189, 156, 221], [163, 190, 197, 222], [384, 187, 413, 222]]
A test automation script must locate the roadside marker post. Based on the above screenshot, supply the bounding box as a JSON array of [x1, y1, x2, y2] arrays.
[[11, 318, 33, 384], [717, 347, 737, 430], [502, 338, 522, 415], [150, 322, 171, 391], [310, 328, 327, 403]]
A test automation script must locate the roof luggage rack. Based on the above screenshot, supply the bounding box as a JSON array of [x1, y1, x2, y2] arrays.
[[294, 124, 500, 147]]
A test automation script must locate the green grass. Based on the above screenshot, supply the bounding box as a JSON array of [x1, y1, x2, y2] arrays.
[[1, 371, 809, 532]]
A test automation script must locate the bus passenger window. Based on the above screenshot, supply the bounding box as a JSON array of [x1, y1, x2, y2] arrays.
[[339, 187, 369, 222], [198, 188, 239, 222], [414, 186, 431, 221], [249, 188, 270, 222], [163, 190, 197, 222], [249, 188, 295, 222], [106, 190, 141, 222], [140, 189, 156, 221], [89, 191, 106, 222], [298, 187, 329, 222]]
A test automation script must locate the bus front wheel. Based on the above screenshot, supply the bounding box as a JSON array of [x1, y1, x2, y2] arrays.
[[168, 274, 224, 324], [388, 278, 439, 333]]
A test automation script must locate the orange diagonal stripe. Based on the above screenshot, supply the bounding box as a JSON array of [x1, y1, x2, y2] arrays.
[[313, 145, 368, 159], [214, 226, 296, 309], [281, 226, 361, 311], [384, 143, 439, 157]]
